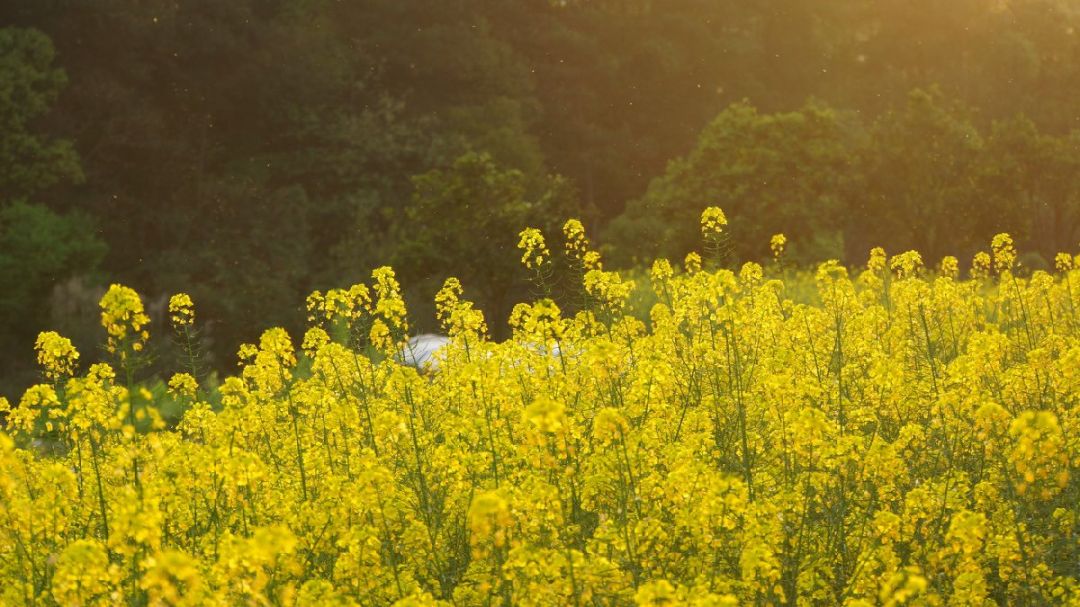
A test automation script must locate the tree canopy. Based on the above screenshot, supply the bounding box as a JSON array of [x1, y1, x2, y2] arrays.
[[4, 0, 1080, 391]]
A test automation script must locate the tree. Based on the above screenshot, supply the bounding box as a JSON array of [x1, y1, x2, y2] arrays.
[[848, 89, 983, 262], [979, 116, 1080, 261], [395, 152, 577, 332], [606, 101, 851, 266], [0, 27, 81, 199], [488, 0, 771, 221], [0, 27, 104, 394], [0, 201, 104, 328], [5, 0, 559, 357]]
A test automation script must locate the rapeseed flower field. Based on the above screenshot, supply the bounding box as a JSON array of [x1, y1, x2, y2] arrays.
[[2, 209, 1079, 606]]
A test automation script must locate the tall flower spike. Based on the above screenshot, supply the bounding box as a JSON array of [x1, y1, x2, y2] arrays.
[[939, 256, 959, 279], [435, 277, 463, 325], [563, 218, 588, 259], [35, 331, 80, 382], [168, 293, 195, 328], [770, 233, 787, 261], [517, 227, 550, 271], [650, 258, 674, 284], [867, 247, 887, 273], [372, 266, 408, 337], [991, 233, 1016, 274], [468, 491, 512, 559], [889, 250, 923, 279], [1054, 252, 1073, 272], [684, 251, 702, 274], [563, 218, 603, 271], [584, 269, 635, 316], [700, 206, 728, 240], [305, 290, 325, 325], [972, 251, 991, 279], [99, 284, 150, 357]]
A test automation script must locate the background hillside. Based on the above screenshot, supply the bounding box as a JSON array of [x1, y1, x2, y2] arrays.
[[4, 0, 1080, 392]]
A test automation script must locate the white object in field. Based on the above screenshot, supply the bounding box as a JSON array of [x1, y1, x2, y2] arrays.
[[524, 341, 561, 357], [400, 333, 450, 371]]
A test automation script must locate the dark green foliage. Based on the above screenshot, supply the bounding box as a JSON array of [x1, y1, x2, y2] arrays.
[[607, 102, 850, 266], [0, 201, 105, 330], [848, 89, 984, 261], [979, 117, 1080, 259], [610, 88, 1080, 268], [395, 152, 576, 333], [5, 1, 1080, 392], [0, 201, 103, 395], [0, 27, 82, 200], [0, 27, 104, 395]]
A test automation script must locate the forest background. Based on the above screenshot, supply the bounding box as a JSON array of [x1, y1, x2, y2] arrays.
[[3, 0, 1080, 394]]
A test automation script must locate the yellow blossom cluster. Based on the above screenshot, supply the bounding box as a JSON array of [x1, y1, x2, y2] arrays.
[[700, 205, 728, 240], [34, 331, 79, 382], [770, 233, 786, 260], [684, 251, 702, 274], [972, 250, 992, 279], [1, 222, 1079, 606], [168, 293, 195, 328], [563, 219, 603, 272], [304, 267, 409, 357], [991, 232, 1017, 274], [435, 278, 487, 339], [99, 283, 150, 357], [517, 227, 550, 271]]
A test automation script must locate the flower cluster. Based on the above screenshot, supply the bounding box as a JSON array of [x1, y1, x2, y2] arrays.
[[168, 293, 195, 328], [563, 218, 603, 271], [99, 283, 150, 357], [1, 224, 1079, 606], [700, 205, 728, 240], [991, 232, 1017, 273], [770, 232, 786, 260], [435, 277, 487, 339], [972, 250, 992, 279], [583, 269, 635, 317], [517, 227, 550, 271], [34, 331, 79, 382]]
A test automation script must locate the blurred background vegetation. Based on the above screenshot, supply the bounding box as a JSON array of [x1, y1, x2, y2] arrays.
[[3, 0, 1080, 394]]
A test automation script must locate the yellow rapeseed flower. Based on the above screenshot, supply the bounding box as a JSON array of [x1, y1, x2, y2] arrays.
[[1055, 252, 1073, 272], [167, 372, 198, 399], [3, 213, 1080, 606], [700, 206, 728, 240], [563, 218, 589, 259], [991, 232, 1017, 273], [518, 227, 550, 270], [99, 283, 150, 357], [468, 491, 512, 557], [684, 251, 703, 274], [34, 331, 79, 382], [939, 255, 959, 279], [524, 397, 566, 435], [770, 233, 787, 260], [168, 293, 195, 328]]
